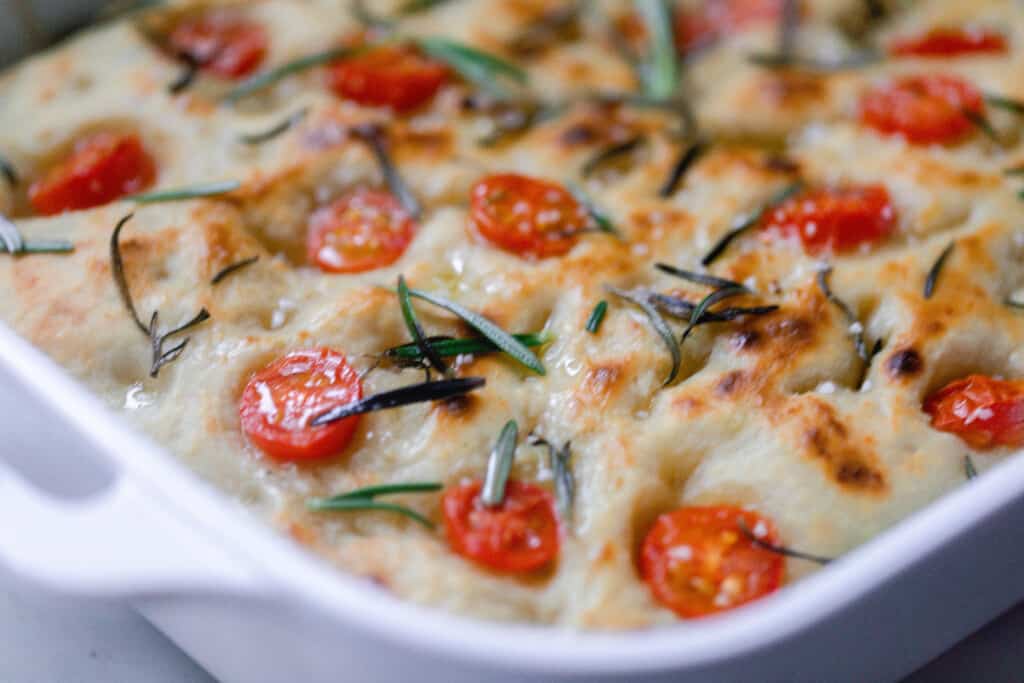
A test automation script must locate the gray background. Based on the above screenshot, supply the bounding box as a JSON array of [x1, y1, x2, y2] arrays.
[[1, 566, 1023, 683]]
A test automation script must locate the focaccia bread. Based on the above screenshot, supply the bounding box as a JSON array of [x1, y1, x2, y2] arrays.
[[3, 0, 1024, 628]]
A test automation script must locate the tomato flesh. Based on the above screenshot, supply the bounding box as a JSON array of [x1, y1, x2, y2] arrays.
[[239, 348, 363, 462], [641, 505, 783, 619], [923, 375, 1024, 449], [28, 133, 156, 216], [169, 11, 268, 79], [761, 184, 896, 254], [859, 74, 984, 145], [890, 28, 1007, 58], [442, 480, 560, 573], [307, 189, 416, 274], [328, 45, 448, 112], [469, 173, 590, 259], [675, 0, 787, 54]]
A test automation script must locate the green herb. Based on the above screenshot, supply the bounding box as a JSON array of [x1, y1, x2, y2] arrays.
[[352, 124, 421, 219], [701, 182, 802, 266], [586, 300, 608, 333], [398, 275, 448, 377], [0, 215, 74, 255], [681, 286, 746, 341], [607, 286, 681, 385], [128, 180, 240, 204], [778, 0, 800, 59], [965, 454, 978, 480], [507, 2, 581, 55], [746, 50, 881, 72], [481, 420, 519, 507], [385, 332, 550, 361], [1005, 295, 1024, 310], [168, 54, 200, 95], [0, 155, 18, 188], [816, 267, 867, 360], [211, 256, 259, 285], [738, 520, 832, 565], [311, 376, 486, 426], [567, 182, 620, 237], [580, 136, 645, 178], [924, 241, 955, 300], [416, 37, 527, 100], [350, 0, 395, 29], [984, 94, 1024, 116], [400, 0, 455, 14], [635, 0, 679, 100], [407, 288, 546, 374], [110, 214, 210, 377], [659, 139, 708, 197], [308, 481, 442, 529], [529, 434, 574, 521], [649, 291, 777, 323], [655, 263, 746, 291], [239, 108, 310, 145], [225, 47, 355, 102], [1004, 166, 1024, 176], [963, 109, 1002, 145]]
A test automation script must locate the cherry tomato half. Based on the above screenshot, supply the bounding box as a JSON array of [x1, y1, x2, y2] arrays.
[[761, 184, 896, 254], [890, 28, 1008, 58], [327, 45, 449, 112], [640, 505, 783, 619], [859, 74, 984, 145], [28, 133, 156, 216], [675, 0, 787, 54], [307, 189, 416, 274], [239, 348, 363, 462], [469, 173, 590, 259], [442, 480, 560, 573], [169, 11, 268, 79], [923, 375, 1024, 449]]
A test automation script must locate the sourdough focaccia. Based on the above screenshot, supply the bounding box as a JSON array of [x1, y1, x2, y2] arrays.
[[3, 0, 1024, 627]]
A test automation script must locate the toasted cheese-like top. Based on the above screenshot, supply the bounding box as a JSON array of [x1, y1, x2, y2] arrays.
[[3, 0, 1024, 627]]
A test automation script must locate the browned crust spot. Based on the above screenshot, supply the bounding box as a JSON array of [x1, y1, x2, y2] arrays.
[[789, 398, 887, 494]]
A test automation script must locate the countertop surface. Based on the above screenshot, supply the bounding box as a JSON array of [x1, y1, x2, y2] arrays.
[[1, 566, 1023, 683]]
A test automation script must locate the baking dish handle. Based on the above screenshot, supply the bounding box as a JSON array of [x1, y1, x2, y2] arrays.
[[0, 466, 265, 598]]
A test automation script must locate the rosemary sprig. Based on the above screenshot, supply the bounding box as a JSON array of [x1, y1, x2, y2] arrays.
[[984, 94, 1024, 116], [352, 124, 421, 219], [211, 256, 259, 285], [0, 155, 18, 188], [702, 182, 802, 266], [655, 263, 746, 291], [738, 520, 833, 565], [128, 180, 240, 204], [416, 37, 527, 100], [239, 108, 310, 145], [567, 182, 620, 236], [816, 267, 867, 361], [659, 139, 708, 197], [507, 2, 581, 55], [529, 434, 574, 521], [400, 0, 456, 13], [225, 47, 355, 102], [385, 332, 549, 361], [0, 215, 75, 255], [635, 0, 679, 100], [406, 288, 546, 374], [481, 420, 519, 507], [311, 377, 486, 426], [649, 292, 777, 323], [965, 454, 978, 480], [681, 286, 747, 341], [580, 136, 645, 178], [398, 275, 448, 377], [963, 109, 1002, 145], [746, 50, 881, 72], [307, 481, 442, 529], [777, 0, 799, 61], [924, 241, 955, 300], [168, 53, 200, 95], [607, 286, 681, 385], [110, 214, 210, 377], [586, 300, 608, 333]]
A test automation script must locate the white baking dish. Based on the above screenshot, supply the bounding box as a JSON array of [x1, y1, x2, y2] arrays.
[[4, 4, 1024, 682]]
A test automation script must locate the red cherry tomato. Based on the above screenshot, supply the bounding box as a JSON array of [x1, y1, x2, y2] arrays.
[[469, 173, 590, 259], [307, 189, 416, 274], [761, 185, 896, 254], [442, 480, 560, 573], [890, 28, 1008, 58], [859, 74, 984, 145], [640, 505, 784, 619], [675, 0, 787, 54], [239, 348, 363, 462], [169, 11, 268, 79], [28, 133, 156, 216], [327, 45, 448, 112], [923, 375, 1024, 449]]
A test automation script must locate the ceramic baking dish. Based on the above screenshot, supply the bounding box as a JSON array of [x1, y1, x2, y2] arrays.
[[4, 4, 1024, 681]]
